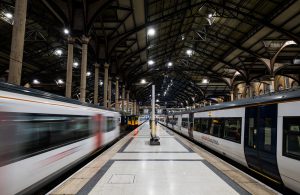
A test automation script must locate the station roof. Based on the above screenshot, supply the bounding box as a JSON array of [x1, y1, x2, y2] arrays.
[[0, 0, 300, 106]]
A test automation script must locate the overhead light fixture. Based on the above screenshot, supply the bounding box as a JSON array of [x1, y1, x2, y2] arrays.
[[57, 79, 64, 84], [73, 62, 79, 68], [167, 62, 173, 67], [202, 78, 209, 84], [181, 34, 185, 40], [86, 71, 91, 77], [99, 80, 103, 86], [186, 49, 193, 57], [140, 79, 146, 84], [32, 79, 40, 84], [63, 28, 69, 35], [147, 28, 156, 36], [54, 49, 63, 56], [285, 40, 296, 45], [207, 13, 215, 25], [4, 12, 13, 19], [148, 60, 154, 65], [156, 99, 159, 102]]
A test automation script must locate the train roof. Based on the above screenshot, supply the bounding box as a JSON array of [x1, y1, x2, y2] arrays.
[[171, 87, 300, 115], [0, 82, 119, 113]]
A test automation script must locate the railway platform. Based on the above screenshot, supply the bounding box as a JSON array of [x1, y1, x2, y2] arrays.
[[48, 123, 279, 195]]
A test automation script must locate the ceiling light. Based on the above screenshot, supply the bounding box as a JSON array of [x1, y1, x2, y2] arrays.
[[167, 62, 173, 67], [4, 12, 13, 19], [57, 79, 64, 84], [140, 79, 146, 84], [181, 35, 185, 40], [286, 40, 296, 45], [54, 49, 63, 56], [208, 13, 213, 18], [156, 99, 159, 102], [147, 28, 156, 36], [99, 80, 103, 86], [63, 28, 69, 35], [73, 62, 79, 68], [202, 78, 209, 84], [86, 71, 91, 76], [32, 79, 40, 84], [148, 60, 154, 65], [186, 49, 193, 56]]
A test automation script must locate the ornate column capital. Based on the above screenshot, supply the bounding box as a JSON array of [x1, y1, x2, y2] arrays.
[[115, 76, 119, 81], [104, 62, 110, 69], [81, 35, 90, 44], [94, 63, 100, 68], [108, 77, 112, 81], [67, 36, 75, 44]]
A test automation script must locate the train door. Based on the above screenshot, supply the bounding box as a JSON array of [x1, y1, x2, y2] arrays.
[[244, 104, 281, 182], [189, 113, 194, 138], [93, 114, 103, 149]]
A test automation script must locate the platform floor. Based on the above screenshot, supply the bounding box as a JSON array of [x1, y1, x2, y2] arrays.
[[48, 123, 280, 195]]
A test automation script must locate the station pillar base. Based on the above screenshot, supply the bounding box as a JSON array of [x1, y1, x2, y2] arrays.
[[150, 137, 160, 145]]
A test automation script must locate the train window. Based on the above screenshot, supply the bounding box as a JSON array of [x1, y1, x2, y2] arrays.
[[173, 117, 178, 125], [248, 118, 255, 148], [283, 117, 300, 160], [263, 118, 272, 151], [223, 118, 241, 143], [194, 118, 201, 132], [106, 117, 116, 132], [210, 119, 223, 137], [182, 118, 189, 128], [0, 113, 92, 165], [201, 118, 210, 133]]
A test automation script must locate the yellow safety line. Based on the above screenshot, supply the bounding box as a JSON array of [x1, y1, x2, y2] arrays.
[[249, 167, 281, 184]]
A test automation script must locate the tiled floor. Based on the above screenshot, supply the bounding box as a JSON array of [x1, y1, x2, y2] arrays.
[[49, 123, 280, 195]]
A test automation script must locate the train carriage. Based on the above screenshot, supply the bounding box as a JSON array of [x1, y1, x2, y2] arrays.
[[172, 114, 181, 132], [166, 88, 300, 193], [0, 82, 121, 195]]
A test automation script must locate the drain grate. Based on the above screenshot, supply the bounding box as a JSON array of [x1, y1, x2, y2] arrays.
[[108, 174, 135, 184]]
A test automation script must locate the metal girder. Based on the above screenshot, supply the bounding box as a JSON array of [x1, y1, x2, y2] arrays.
[[86, 0, 114, 33], [205, 0, 300, 44], [118, 46, 148, 69], [108, 0, 300, 58], [41, 0, 67, 25]]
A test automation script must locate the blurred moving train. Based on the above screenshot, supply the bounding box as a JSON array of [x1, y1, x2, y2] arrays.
[[161, 88, 300, 193], [0, 82, 121, 194]]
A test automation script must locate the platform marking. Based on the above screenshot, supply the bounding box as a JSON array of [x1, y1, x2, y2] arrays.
[[77, 128, 251, 195], [118, 137, 134, 152]]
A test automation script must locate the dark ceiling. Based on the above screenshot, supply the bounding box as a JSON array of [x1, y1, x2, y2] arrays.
[[0, 0, 300, 106]]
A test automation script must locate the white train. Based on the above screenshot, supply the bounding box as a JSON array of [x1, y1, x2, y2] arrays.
[[162, 89, 300, 193], [0, 82, 120, 195]]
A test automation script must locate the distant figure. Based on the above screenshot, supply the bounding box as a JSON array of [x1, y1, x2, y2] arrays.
[[155, 118, 158, 126]]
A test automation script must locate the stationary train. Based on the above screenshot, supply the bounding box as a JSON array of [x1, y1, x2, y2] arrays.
[[0, 82, 121, 195], [161, 88, 300, 193]]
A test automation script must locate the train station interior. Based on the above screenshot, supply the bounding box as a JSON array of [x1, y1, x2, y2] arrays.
[[0, 0, 300, 194]]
